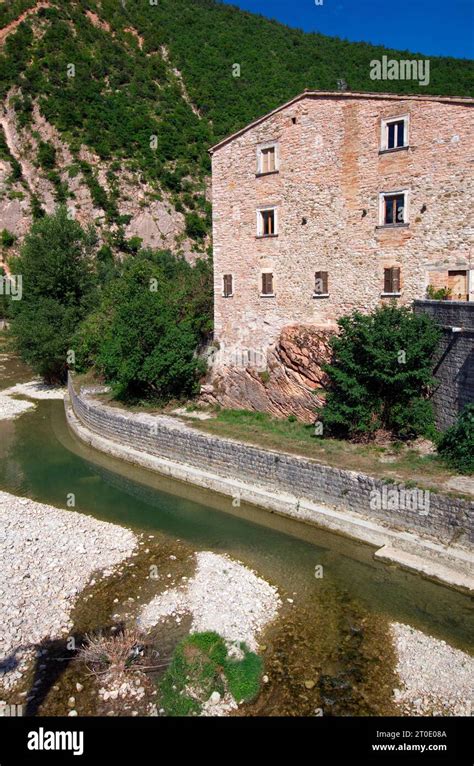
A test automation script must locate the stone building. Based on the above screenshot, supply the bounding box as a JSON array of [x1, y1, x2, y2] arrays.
[[206, 91, 474, 420]]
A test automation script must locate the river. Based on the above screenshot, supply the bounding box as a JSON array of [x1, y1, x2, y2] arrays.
[[0, 350, 472, 715]]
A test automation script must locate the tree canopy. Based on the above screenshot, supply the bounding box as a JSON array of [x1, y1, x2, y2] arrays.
[[74, 249, 213, 402], [320, 304, 442, 440], [8, 207, 97, 383]]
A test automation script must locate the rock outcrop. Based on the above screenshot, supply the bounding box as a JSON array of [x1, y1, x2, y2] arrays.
[[201, 324, 334, 423], [0, 6, 209, 261], [0, 92, 201, 259]]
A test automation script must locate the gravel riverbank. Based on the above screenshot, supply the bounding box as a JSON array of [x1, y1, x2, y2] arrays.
[[139, 551, 281, 651], [2, 381, 66, 400], [0, 392, 35, 420], [391, 622, 474, 716], [0, 379, 65, 421], [0, 491, 137, 692]]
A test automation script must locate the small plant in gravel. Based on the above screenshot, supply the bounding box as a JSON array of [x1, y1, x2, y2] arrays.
[[158, 631, 263, 716], [224, 645, 263, 702], [78, 628, 149, 678], [437, 405, 474, 475]]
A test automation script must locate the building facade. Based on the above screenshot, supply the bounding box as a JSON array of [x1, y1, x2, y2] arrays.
[[210, 91, 474, 360]]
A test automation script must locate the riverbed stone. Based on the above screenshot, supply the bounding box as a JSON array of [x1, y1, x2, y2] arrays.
[[0, 490, 137, 693]]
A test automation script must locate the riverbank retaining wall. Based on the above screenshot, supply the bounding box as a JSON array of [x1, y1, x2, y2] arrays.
[[68, 376, 473, 548], [414, 300, 474, 431]]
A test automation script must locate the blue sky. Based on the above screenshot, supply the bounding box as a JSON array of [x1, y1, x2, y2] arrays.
[[227, 0, 474, 59]]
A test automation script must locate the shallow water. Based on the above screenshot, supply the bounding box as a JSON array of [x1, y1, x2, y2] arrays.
[[0, 354, 472, 714]]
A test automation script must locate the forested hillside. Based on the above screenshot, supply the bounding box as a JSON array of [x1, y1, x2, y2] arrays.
[[0, 0, 472, 255]]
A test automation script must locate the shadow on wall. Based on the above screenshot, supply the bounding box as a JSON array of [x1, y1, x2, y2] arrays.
[[414, 301, 474, 431], [459, 348, 474, 413]]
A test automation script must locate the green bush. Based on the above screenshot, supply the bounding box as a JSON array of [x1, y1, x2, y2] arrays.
[[320, 304, 441, 441], [9, 206, 97, 382], [74, 249, 212, 402], [0, 228, 16, 248], [426, 284, 451, 301], [37, 140, 56, 171], [437, 405, 474, 474], [184, 211, 208, 241], [158, 631, 263, 716], [30, 194, 45, 219], [0, 264, 9, 320]]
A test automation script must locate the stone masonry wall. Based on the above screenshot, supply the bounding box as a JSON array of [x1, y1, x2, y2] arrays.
[[69, 376, 473, 546], [414, 300, 474, 430], [211, 93, 474, 357]]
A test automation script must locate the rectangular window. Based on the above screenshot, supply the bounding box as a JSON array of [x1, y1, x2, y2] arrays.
[[261, 272, 274, 295], [257, 143, 278, 174], [387, 120, 404, 149], [383, 193, 406, 225], [257, 208, 277, 237], [314, 271, 329, 295], [381, 116, 408, 151], [384, 267, 401, 294], [223, 274, 233, 297], [261, 147, 276, 173], [447, 270, 468, 301]]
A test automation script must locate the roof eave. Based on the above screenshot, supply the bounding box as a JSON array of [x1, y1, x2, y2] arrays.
[[209, 89, 474, 155]]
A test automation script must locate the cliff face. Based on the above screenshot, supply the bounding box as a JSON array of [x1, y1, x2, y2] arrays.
[[0, 92, 205, 254], [202, 325, 334, 423], [0, 2, 211, 261]]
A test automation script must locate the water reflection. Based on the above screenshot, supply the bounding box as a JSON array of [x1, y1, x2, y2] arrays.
[[0, 398, 472, 651]]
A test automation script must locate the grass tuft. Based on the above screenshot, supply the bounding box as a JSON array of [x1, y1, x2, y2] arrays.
[[158, 631, 263, 716]]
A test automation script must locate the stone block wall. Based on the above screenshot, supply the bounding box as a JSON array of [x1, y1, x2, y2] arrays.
[[211, 92, 473, 358], [414, 300, 474, 429], [69, 376, 473, 546]]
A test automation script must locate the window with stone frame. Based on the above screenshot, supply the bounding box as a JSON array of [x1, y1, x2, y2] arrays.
[[382, 192, 407, 225], [223, 274, 233, 297], [257, 144, 278, 175], [383, 267, 401, 294], [381, 116, 408, 151], [314, 271, 329, 295], [257, 208, 277, 236], [261, 272, 274, 295]]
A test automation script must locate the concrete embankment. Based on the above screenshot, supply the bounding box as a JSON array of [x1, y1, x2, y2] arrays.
[[66, 375, 474, 593]]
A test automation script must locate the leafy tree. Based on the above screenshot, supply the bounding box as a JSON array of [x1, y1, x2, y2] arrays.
[[74, 249, 212, 402], [437, 405, 474, 474], [96, 244, 118, 285], [184, 211, 208, 240], [37, 140, 56, 170], [1, 229, 16, 248], [9, 207, 97, 383], [320, 304, 441, 440], [0, 265, 10, 321]]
